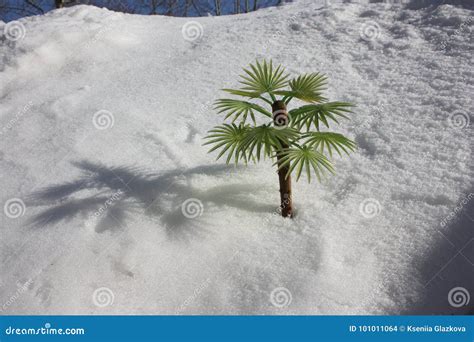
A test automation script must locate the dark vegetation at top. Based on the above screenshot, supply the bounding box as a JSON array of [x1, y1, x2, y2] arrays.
[[1, 0, 286, 22]]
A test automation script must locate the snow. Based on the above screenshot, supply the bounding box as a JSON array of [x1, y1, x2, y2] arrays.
[[0, 0, 473, 315]]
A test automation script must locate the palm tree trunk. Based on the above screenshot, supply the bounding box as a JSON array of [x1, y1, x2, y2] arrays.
[[272, 100, 293, 218]]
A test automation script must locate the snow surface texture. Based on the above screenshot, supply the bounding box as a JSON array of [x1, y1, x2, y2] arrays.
[[0, 0, 472, 315]]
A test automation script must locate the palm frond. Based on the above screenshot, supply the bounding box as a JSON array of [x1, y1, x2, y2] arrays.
[[214, 99, 272, 124], [222, 88, 262, 98], [275, 73, 327, 103], [301, 132, 356, 157], [289, 102, 354, 131], [275, 145, 335, 182], [239, 124, 300, 161], [234, 60, 289, 98], [203, 124, 250, 164]]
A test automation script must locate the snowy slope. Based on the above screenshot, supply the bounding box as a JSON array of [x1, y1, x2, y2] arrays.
[[0, 0, 472, 315]]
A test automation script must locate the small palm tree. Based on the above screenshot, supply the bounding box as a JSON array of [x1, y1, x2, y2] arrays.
[[203, 60, 356, 218]]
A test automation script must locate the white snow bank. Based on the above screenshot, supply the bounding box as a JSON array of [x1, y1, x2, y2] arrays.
[[0, 0, 472, 314]]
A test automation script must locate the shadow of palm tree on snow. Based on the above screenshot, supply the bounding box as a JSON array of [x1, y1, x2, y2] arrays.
[[27, 160, 275, 241], [404, 186, 474, 315]]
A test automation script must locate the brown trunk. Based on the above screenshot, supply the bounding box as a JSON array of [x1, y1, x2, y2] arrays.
[[272, 100, 293, 218], [55, 0, 63, 8]]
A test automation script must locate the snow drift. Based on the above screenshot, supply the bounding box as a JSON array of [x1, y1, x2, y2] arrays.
[[0, 0, 472, 315]]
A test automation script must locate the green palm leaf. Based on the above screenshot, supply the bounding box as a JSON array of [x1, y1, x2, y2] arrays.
[[221, 89, 262, 98], [275, 146, 335, 182], [240, 124, 300, 161], [302, 132, 356, 157], [289, 102, 353, 131], [203, 124, 250, 164], [275, 73, 327, 103], [223, 60, 289, 100], [214, 99, 272, 124]]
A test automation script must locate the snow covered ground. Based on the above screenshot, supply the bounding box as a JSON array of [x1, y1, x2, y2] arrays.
[[0, 0, 472, 315]]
